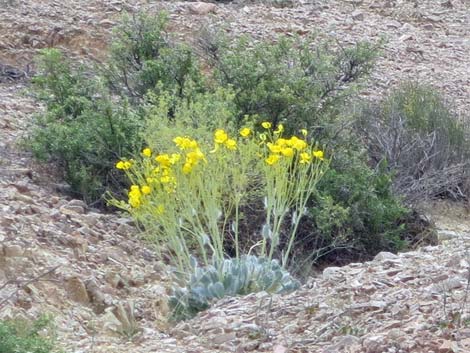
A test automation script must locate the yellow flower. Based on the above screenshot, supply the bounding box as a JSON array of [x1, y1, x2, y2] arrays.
[[300, 129, 308, 137], [116, 160, 131, 170], [142, 148, 152, 157], [174, 137, 198, 150], [274, 124, 284, 134], [128, 185, 142, 208], [276, 138, 288, 147], [160, 175, 172, 184], [187, 148, 205, 163], [281, 147, 294, 157], [313, 150, 324, 160], [170, 153, 181, 164], [182, 162, 193, 174], [225, 139, 237, 150], [259, 133, 267, 142], [128, 197, 141, 208], [289, 136, 308, 151], [261, 121, 272, 129], [141, 185, 151, 195], [214, 129, 228, 144], [299, 152, 311, 164], [265, 154, 280, 165], [155, 154, 171, 167], [240, 127, 251, 137], [267, 142, 282, 154]]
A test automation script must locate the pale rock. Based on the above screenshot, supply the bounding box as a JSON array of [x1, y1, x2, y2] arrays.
[[423, 23, 434, 31], [60, 204, 85, 215], [438, 230, 459, 240], [104, 270, 123, 288], [85, 279, 106, 313], [322, 266, 343, 280], [212, 332, 237, 345], [438, 340, 458, 353], [329, 335, 360, 351], [431, 277, 463, 293], [273, 344, 287, 353], [351, 10, 364, 21], [187, 2, 217, 15], [101, 308, 123, 333], [374, 252, 398, 261], [3, 244, 24, 257], [99, 19, 115, 28], [399, 34, 414, 42], [387, 20, 401, 29], [363, 335, 385, 353], [66, 276, 90, 303]]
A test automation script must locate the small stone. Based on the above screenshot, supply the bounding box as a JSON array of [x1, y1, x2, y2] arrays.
[[363, 335, 385, 353], [3, 245, 24, 257], [351, 10, 364, 21], [374, 252, 398, 261], [104, 270, 123, 288], [60, 204, 85, 215], [212, 332, 236, 345], [322, 267, 343, 280], [438, 340, 456, 353], [440, 0, 453, 8], [66, 276, 90, 303], [438, 230, 459, 240]]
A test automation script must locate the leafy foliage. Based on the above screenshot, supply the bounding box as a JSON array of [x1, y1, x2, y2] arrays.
[[0, 316, 55, 353], [169, 255, 300, 321], [201, 31, 378, 134], [103, 12, 204, 102], [30, 48, 141, 204]]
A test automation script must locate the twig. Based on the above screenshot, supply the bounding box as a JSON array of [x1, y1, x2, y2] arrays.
[[0, 265, 61, 309]]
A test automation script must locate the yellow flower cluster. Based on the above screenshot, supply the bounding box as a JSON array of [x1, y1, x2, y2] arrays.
[[115, 160, 132, 170], [173, 136, 198, 150], [256, 122, 324, 166], [213, 129, 237, 150], [172, 137, 205, 174], [128, 185, 142, 208], [116, 124, 325, 209]]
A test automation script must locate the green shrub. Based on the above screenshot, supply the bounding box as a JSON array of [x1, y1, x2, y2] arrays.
[[29, 11, 209, 204], [0, 316, 55, 353], [284, 150, 411, 275], [169, 255, 300, 321], [104, 12, 205, 102], [201, 31, 377, 134], [30, 48, 142, 204], [354, 82, 470, 202]]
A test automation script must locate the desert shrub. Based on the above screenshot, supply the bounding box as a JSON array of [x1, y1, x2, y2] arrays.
[[0, 316, 56, 353], [169, 255, 299, 320], [103, 12, 205, 102], [354, 82, 470, 203], [30, 48, 142, 204], [29, 11, 207, 204], [110, 120, 328, 273], [200, 30, 378, 134]]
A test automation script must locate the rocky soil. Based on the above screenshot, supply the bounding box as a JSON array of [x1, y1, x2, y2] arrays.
[[1, 0, 470, 352]]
